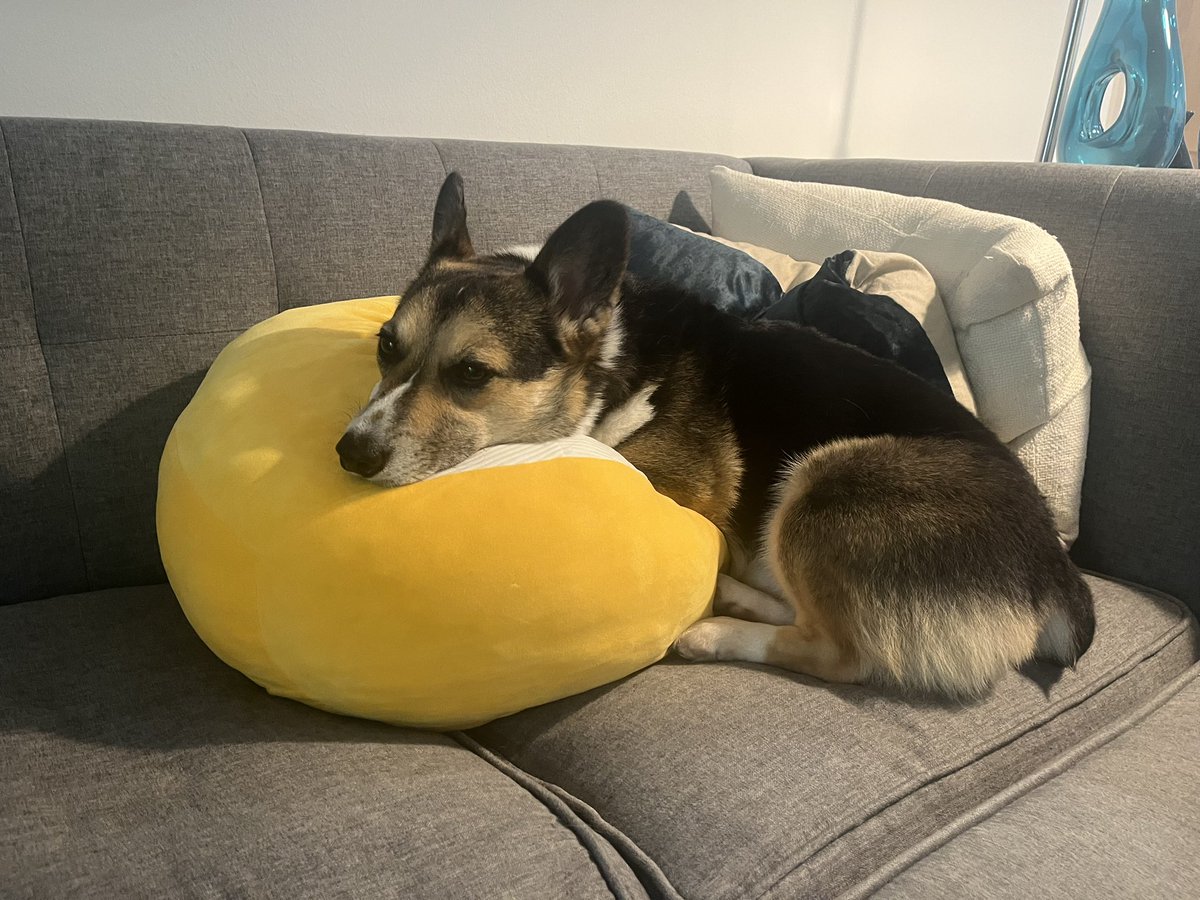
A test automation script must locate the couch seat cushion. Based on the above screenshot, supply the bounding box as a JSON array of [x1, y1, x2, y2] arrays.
[[0, 586, 652, 899], [471, 575, 1199, 899], [871, 664, 1200, 899]]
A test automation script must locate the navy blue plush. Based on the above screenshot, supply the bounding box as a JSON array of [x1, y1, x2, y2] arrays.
[[762, 251, 953, 398], [626, 209, 781, 318], [625, 208, 954, 398]]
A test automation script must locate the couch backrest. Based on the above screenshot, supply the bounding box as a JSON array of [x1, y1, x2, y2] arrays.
[[0, 117, 748, 604], [2, 118, 1196, 612], [752, 158, 1200, 610]]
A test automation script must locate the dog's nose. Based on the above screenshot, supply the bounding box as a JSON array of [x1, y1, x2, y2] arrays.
[[336, 431, 391, 479]]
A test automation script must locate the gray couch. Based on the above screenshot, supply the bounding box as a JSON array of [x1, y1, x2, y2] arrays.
[[2, 117, 1197, 899]]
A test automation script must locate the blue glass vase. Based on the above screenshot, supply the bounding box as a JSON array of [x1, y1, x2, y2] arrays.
[[1057, 0, 1187, 166]]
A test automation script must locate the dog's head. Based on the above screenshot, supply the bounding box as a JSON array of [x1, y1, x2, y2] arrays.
[[336, 173, 630, 485]]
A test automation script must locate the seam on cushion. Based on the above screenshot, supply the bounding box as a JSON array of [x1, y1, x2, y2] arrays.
[[431, 139, 491, 251], [431, 139, 450, 180], [451, 731, 682, 900], [1003, 375, 1090, 445], [240, 130, 282, 315], [843, 660, 1200, 900], [1077, 568, 1197, 619], [954, 269, 1075, 332], [747, 578, 1195, 900], [0, 118, 92, 591], [585, 147, 604, 199], [1078, 170, 1123, 302], [909, 215, 1035, 306], [919, 163, 943, 195]]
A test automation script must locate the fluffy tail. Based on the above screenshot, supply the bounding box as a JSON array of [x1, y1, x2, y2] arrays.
[[1035, 573, 1095, 667], [769, 435, 1096, 700]]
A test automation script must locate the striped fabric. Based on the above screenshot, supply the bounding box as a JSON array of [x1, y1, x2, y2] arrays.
[[427, 436, 638, 480]]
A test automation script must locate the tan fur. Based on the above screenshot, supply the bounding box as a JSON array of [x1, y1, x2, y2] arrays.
[[766, 437, 1043, 698], [614, 356, 743, 528]]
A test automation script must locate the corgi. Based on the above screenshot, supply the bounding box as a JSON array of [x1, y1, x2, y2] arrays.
[[336, 172, 1095, 699]]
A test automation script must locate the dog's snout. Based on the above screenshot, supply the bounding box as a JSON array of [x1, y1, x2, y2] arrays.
[[336, 431, 391, 479]]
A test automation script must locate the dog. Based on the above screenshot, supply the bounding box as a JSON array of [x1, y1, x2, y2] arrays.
[[336, 172, 1096, 698]]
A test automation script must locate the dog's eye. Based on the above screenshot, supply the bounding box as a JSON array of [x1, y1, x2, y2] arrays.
[[377, 332, 399, 361], [451, 360, 494, 388]]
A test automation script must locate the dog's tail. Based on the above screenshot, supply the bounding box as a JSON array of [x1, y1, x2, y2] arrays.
[[770, 435, 1095, 699], [1035, 570, 1095, 668]]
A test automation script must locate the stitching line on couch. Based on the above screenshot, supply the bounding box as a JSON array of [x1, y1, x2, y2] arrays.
[[450, 730, 684, 900], [0, 118, 93, 593], [587, 147, 604, 201], [240, 130, 282, 315], [748, 586, 1195, 899], [844, 661, 1200, 899], [920, 162, 943, 196], [431, 139, 493, 252], [1078, 170, 1125, 304]]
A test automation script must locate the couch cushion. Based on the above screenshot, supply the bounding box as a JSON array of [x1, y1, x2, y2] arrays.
[[870, 665, 1200, 899], [0, 586, 654, 899], [471, 575, 1199, 899]]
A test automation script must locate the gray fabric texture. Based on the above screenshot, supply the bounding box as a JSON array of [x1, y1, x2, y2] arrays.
[[748, 158, 942, 200], [747, 158, 1200, 612], [871, 666, 1200, 899], [0, 586, 651, 900], [746, 159, 1120, 280], [0, 123, 38, 346], [0, 347, 86, 601], [471, 576, 1199, 900], [244, 129, 447, 310], [41, 332, 240, 590], [242, 131, 748, 312], [0, 126, 86, 601], [0, 117, 278, 602], [0, 117, 750, 604], [2, 118, 277, 344]]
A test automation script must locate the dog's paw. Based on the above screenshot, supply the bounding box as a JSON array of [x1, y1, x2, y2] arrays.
[[674, 620, 723, 661], [712, 575, 747, 618], [712, 574, 794, 625]]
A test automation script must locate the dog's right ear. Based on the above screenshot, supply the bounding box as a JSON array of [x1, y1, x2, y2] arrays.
[[428, 172, 474, 262]]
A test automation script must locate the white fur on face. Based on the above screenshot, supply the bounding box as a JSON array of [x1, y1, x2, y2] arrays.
[[344, 377, 412, 452], [590, 383, 657, 448]]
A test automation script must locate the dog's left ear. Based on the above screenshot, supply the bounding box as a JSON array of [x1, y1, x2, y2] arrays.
[[527, 201, 629, 343], [429, 172, 474, 262]]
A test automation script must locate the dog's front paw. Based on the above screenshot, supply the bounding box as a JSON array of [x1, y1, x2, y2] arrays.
[[674, 620, 723, 661]]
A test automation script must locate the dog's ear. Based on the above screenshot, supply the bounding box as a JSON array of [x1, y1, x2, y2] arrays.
[[527, 200, 628, 341], [429, 172, 474, 262]]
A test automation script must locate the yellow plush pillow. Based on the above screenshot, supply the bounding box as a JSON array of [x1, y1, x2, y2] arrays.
[[157, 297, 722, 730]]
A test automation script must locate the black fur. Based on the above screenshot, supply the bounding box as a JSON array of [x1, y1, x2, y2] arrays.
[[560, 205, 1096, 667]]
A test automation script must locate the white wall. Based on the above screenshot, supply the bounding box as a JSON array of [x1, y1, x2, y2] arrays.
[[0, 0, 1072, 161]]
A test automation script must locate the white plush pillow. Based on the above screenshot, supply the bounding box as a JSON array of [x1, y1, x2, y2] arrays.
[[709, 166, 1090, 544]]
